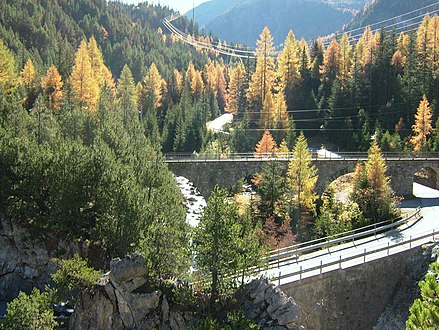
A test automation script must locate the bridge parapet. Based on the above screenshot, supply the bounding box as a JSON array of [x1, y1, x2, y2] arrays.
[[166, 154, 439, 198]]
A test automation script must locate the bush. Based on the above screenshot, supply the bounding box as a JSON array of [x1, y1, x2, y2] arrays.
[[51, 254, 101, 304], [1, 288, 56, 330]]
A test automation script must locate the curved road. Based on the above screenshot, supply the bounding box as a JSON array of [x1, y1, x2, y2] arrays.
[[262, 183, 439, 285]]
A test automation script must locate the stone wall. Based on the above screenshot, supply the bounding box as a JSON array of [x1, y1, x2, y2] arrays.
[[279, 246, 430, 330], [0, 215, 82, 301], [168, 159, 439, 198]]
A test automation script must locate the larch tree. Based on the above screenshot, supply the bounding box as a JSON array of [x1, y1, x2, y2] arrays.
[[259, 89, 276, 129], [168, 68, 183, 102], [321, 38, 341, 84], [142, 63, 164, 111], [278, 30, 300, 92], [225, 62, 246, 115], [417, 15, 432, 90], [20, 58, 37, 91], [20, 58, 38, 108], [41, 65, 64, 110], [254, 130, 276, 157], [428, 14, 439, 74], [70, 40, 99, 110], [216, 63, 227, 110], [88, 36, 115, 93], [410, 95, 433, 153], [0, 40, 17, 92], [287, 132, 318, 236], [248, 27, 276, 113], [351, 141, 396, 223], [339, 33, 353, 87], [274, 90, 290, 131], [191, 70, 204, 100]]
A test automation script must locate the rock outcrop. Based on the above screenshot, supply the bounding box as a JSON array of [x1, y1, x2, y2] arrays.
[[0, 215, 81, 301], [71, 254, 303, 330], [70, 254, 196, 330], [240, 278, 302, 330]]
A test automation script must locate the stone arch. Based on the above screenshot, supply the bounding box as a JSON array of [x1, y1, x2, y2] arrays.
[[412, 166, 439, 193], [315, 164, 357, 195]]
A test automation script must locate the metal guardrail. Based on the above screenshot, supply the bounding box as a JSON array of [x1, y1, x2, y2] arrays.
[[165, 152, 439, 162], [270, 226, 438, 285], [266, 207, 422, 265]]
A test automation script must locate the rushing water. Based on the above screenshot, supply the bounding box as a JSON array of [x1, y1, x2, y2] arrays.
[[175, 176, 206, 227]]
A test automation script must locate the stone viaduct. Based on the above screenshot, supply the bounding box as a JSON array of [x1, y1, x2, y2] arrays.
[[166, 157, 439, 197]]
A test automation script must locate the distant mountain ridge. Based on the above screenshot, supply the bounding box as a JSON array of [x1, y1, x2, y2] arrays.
[[343, 0, 439, 32], [190, 0, 368, 45]]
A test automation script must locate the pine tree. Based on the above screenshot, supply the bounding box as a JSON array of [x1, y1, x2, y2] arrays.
[[410, 95, 433, 153], [287, 132, 318, 236], [117, 65, 137, 123], [254, 130, 276, 157], [41, 65, 63, 110], [248, 27, 276, 113], [407, 262, 439, 329], [193, 187, 260, 301], [70, 40, 99, 111]]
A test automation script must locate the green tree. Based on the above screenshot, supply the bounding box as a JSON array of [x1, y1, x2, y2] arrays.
[[407, 262, 439, 329], [51, 254, 101, 304], [350, 141, 397, 223], [1, 288, 56, 330], [193, 187, 260, 302]]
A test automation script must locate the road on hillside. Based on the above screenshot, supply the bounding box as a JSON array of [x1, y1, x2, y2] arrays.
[[262, 183, 439, 285]]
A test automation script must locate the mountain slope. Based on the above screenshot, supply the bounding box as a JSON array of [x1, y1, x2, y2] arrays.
[[344, 0, 439, 32], [191, 0, 367, 45]]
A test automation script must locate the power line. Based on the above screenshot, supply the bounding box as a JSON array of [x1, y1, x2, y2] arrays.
[[341, 1, 439, 35]]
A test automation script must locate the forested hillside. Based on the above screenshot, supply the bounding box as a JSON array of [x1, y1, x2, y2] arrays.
[[1, 0, 439, 260]]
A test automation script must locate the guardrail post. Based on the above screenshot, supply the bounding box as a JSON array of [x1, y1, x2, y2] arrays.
[[387, 242, 390, 256], [278, 272, 281, 286], [300, 266, 302, 280], [278, 258, 280, 269], [364, 249, 366, 263], [320, 260, 323, 275], [339, 255, 342, 269], [410, 236, 412, 248]]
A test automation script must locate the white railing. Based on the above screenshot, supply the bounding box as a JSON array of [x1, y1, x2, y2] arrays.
[[165, 152, 439, 162], [269, 226, 438, 286], [266, 207, 422, 267]]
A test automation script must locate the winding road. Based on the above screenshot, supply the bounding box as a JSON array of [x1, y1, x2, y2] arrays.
[[262, 183, 439, 286]]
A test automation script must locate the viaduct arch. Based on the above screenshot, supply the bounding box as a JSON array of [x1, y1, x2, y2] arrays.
[[166, 158, 439, 198]]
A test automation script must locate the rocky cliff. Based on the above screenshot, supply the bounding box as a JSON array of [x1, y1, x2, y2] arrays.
[[0, 215, 82, 302], [70, 254, 303, 329]]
